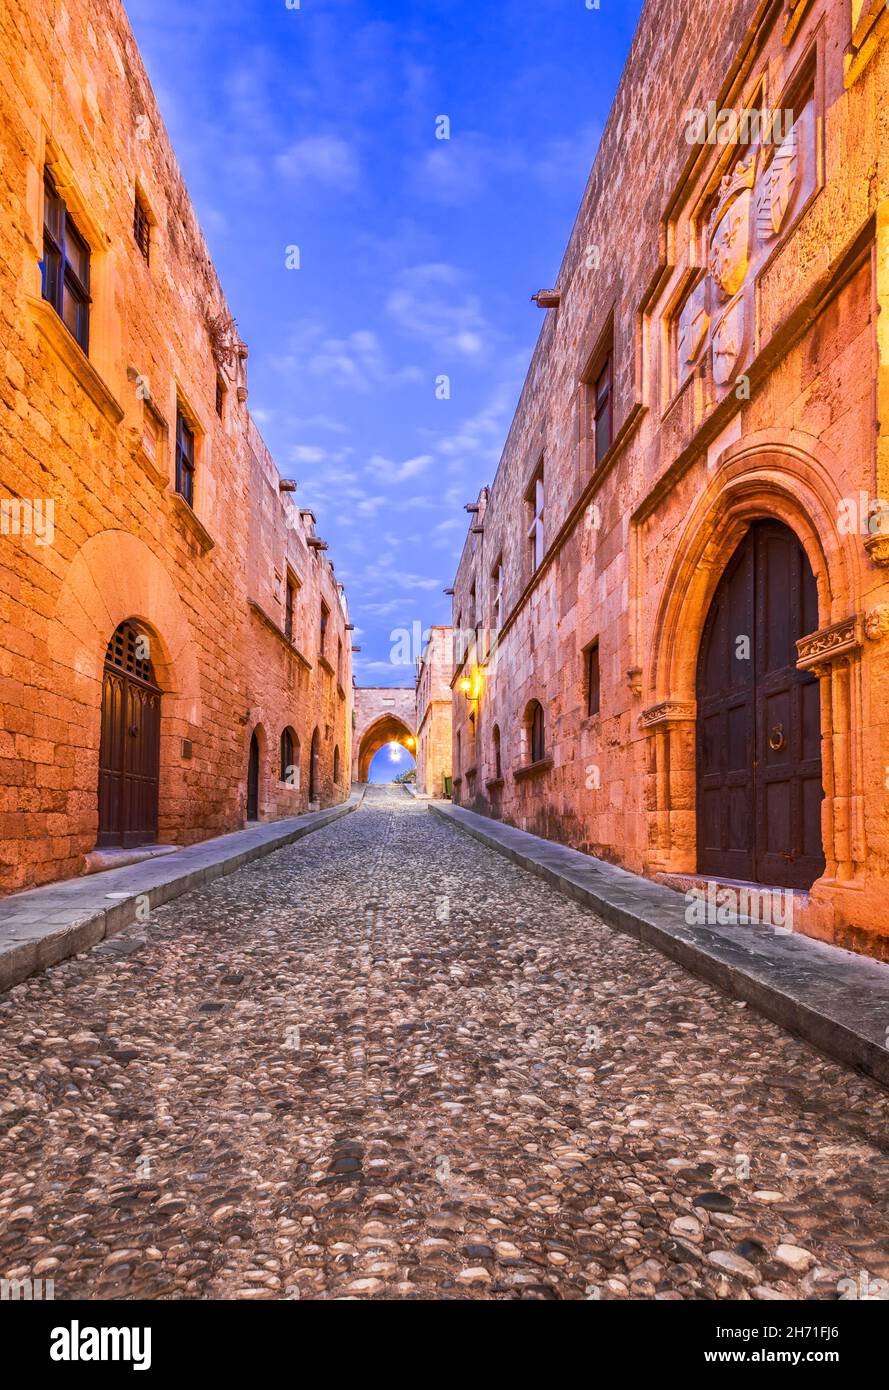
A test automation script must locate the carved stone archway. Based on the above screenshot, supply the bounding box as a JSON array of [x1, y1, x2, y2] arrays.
[[52, 530, 203, 850], [356, 713, 416, 783], [641, 435, 866, 888]]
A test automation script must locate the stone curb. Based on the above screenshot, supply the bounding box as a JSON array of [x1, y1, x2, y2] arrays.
[[430, 802, 889, 1089], [0, 793, 364, 993]]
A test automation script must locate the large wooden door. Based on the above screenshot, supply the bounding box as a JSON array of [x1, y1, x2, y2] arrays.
[[247, 732, 260, 821], [98, 622, 161, 849], [696, 521, 824, 889]]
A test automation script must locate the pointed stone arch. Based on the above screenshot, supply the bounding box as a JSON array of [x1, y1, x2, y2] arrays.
[[641, 433, 866, 896]]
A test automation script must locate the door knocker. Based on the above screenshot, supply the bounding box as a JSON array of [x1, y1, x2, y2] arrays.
[[769, 724, 785, 752]]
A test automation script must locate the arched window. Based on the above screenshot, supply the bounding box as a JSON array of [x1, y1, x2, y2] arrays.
[[333, 745, 341, 783], [280, 727, 295, 782], [492, 724, 502, 780], [528, 701, 545, 763]]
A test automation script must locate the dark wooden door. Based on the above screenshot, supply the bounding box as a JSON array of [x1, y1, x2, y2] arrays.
[[247, 732, 260, 820], [98, 623, 161, 849], [309, 729, 320, 803], [696, 521, 824, 889]]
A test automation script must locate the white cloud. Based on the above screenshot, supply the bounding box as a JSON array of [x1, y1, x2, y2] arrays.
[[367, 452, 433, 483], [385, 263, 488, 358], [275, 134, 360, 188]]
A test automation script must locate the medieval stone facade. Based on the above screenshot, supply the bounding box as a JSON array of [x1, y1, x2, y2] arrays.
[[0, 0, 353, 892], [450, 0, 889, 960], [415, 626, 453, 798]]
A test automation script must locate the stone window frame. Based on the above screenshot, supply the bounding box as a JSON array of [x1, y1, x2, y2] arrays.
[[25, 135, 123, 424], [577, 312, 616, 476], [169, 383, 213, 546], [42, 170, 91, 353], [584, 638, 601, 720], [525, 459, 545, 579]]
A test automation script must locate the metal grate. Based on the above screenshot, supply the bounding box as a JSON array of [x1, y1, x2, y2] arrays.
[[133, 197, 151, 263], [105, 622, 156, 685]]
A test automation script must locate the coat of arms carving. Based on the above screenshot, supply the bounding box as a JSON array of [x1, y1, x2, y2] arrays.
[[677, 281, 710, 387], [712, 294, 746, 387], [756, 129, 799, 239], [708, 152, 757, 301]]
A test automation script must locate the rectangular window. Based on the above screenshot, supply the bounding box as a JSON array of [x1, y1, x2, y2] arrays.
[[215, 376, 225, 419], [42, 174, 91, 352], [594, 357, 612, 466], [284, 576, 296, 641], [133, 195, 151, 263], [320, 601, 329, 655], [586, 640, 601, 718], [175, 410, 195, 507], [337, 637, 343, 684], [526, 468, 545, 575], [490, 558, 503, 632]]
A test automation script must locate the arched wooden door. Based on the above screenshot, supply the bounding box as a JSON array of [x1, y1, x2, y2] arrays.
[[309, 729, 320, 802], [247, 732, 260, 821], [98, 622, 161, 848], [696, 520, 824, 889]]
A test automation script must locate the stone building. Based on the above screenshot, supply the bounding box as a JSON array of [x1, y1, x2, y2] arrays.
[[415, 626, 453, 798], [352, 687, 416, 783], [450, 0, 889, 960], [0, 0, 352, 892]]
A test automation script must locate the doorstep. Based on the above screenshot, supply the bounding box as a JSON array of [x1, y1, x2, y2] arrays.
[[429, 801, 889, 1089], [82, 844, 180, 875], [0, 792, 363, 993]]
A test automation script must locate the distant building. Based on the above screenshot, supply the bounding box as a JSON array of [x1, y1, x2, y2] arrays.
[[449, 0, 889, 961], [415, 628, 453, 798]]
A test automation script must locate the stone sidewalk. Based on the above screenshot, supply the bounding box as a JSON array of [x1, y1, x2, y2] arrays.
[[430, 802, 889, 1089], [0, 792, 363, 992]]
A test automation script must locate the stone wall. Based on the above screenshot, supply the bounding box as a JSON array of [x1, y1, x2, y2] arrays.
[[450, 0, 889, 959], [0, 0, 352, 890], [415, 627, 453, 797]]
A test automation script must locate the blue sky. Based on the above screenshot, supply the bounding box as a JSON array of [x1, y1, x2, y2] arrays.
[[125, 0, 643, 689]]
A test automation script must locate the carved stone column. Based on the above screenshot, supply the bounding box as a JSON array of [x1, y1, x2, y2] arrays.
[[796, 616, 865, 884], [639, 700, 696, 871]]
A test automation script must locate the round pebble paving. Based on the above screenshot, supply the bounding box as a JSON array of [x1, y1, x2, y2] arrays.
[[0, 785, 887, 1301]]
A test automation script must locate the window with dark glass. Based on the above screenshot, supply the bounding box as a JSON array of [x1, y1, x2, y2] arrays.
[[586, 641, 601, 718], [285, 577, 296, 641], [280, 728, 294, 781], [42, 174, 91, 352], [529, 701, 545, 763], [594, 356, 613, 466], [175, 410, 195, 507], [492, 724, 502, 780], [333, 745, 341, 783], [215, 376, 225, 419], [133, 195, 151, 263], [320, 602, 329, 654]]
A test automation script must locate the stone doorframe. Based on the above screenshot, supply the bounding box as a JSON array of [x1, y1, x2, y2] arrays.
[[639, 434, 870, 887]]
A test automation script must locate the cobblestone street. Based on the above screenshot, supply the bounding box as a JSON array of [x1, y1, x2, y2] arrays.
[[1, 786, 887, 1302]]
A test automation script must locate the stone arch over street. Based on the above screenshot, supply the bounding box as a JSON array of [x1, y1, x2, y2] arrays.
[[353, 687, 416, 782]]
